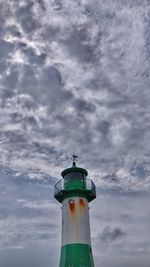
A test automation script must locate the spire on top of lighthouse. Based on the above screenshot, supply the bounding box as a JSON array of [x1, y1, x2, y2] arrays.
[[71, 153, 78, 167]]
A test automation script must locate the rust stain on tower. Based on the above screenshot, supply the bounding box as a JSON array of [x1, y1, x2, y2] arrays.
[[69, 199, 76, 214], [79, 198, 85, 208]]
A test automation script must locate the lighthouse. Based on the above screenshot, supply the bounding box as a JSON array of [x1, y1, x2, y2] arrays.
[[54, 155, 96, 267]]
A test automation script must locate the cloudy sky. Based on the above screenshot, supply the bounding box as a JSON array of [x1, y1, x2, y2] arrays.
[[0, 0, 150, 266]]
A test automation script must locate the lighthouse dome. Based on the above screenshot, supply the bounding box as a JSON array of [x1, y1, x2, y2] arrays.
[[61, 164, 88, 180]]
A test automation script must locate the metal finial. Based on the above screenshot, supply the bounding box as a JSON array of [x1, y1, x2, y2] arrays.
[[72, 154, 78, 167]]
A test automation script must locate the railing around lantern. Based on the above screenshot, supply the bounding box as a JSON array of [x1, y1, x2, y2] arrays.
[[54, 178, 96, 198]]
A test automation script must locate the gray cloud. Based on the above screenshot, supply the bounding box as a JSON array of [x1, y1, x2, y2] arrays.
[[100, 226, 127, 243], [0, 0, 149, 189]]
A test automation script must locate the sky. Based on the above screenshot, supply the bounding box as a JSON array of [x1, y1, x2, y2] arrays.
[[0, 0, 150, 266]]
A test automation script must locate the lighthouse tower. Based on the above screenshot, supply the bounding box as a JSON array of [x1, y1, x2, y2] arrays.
[[54, 155, 96, 267]]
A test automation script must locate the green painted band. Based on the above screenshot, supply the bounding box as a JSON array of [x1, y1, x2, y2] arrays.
[[62, 190, 90, 200], [55, 188, 96, 203], [59, 243, 95, 267]]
